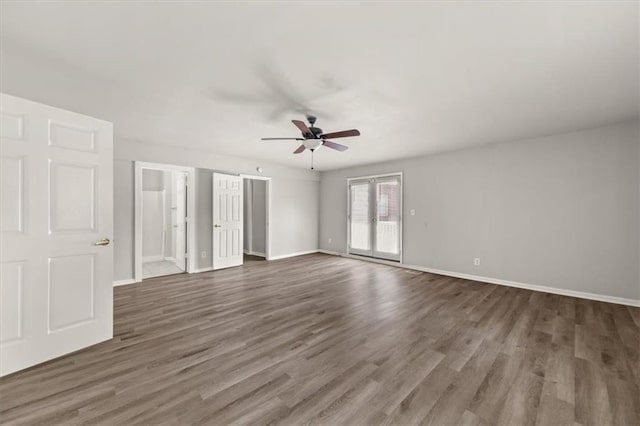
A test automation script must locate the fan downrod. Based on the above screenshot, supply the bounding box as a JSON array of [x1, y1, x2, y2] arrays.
[[306, 116, 323, 138]]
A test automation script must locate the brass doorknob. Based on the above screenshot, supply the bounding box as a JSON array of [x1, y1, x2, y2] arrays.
[[94, 238, 110, 246]]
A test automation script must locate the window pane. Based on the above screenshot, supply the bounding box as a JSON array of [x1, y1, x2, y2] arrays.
[[350, 183, 370, 251], [376, 180, 399, 255]]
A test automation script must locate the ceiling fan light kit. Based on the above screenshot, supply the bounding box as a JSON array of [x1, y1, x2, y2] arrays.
[[261, 115, 361, 170], [303, 139, 322, 150]]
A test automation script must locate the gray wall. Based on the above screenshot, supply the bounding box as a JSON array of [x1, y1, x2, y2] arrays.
[[114, 160, 134, 280], [196, 168, 214, 270], [320, 121, 640, 300], [270, 176, 319, 258]]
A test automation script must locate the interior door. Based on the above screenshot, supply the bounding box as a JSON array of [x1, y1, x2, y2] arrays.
[[212, 173, 243, 270], [175, 172, 187, 271], [0, 93, 113, 377]]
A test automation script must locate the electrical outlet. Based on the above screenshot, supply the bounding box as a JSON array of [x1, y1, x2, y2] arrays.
[[328, 238, 332, 244], [201, 251, 207, 258], [410, 209, 416, 216], [474, 258, 480, 266]]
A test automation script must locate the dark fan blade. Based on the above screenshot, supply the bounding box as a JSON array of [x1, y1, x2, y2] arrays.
[[294, 144, 306, 154], [322, 140, 348, 152], [292, 120, 312, 137], [321, 129, 360, 139], [261, 137, 305, 140]]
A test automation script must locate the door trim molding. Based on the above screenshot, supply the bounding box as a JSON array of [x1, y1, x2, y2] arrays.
[[113, 279, 136, 287], [134, 162, 196, 283], [268, 250, 319, 260]]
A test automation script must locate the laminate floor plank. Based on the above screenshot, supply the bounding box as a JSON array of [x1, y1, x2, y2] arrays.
[[1, 253, 637, 425]]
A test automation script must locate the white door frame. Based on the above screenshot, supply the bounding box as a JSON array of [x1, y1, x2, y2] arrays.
[[239, 174, 271, 260], [134, 162, 196, 282], [173, 172, 187, 271], [244, 179, 254, 255], [347, 172, 403, 263]]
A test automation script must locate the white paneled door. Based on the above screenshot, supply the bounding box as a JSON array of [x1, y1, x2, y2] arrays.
[[0, 93, 113, 377], [212, 173, 243, 270]]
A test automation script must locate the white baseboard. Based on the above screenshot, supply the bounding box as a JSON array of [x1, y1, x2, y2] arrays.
[[164, 256, 176, 262], [142, 255, 163, 263], [245, 251, 266, 258], [318, 250, 640, 307], [318, 249, 342, 256], [190, 266, 214, 274], [268, 250, 319, 261], [113, 278, 137, 287]]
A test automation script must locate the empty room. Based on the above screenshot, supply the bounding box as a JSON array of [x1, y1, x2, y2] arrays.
[[0, 1, 638, 425]]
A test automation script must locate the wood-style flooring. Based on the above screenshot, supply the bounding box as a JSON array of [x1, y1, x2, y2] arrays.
[[1, 253, 638, 425]]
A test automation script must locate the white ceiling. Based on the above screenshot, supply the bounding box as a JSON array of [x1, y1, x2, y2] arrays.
[[1, 1, 638, 171]]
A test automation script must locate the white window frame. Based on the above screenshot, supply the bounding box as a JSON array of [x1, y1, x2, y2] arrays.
[[347, 172, 403, 262]]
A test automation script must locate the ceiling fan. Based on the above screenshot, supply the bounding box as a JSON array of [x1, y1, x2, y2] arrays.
[[262, 115, 360, 169]]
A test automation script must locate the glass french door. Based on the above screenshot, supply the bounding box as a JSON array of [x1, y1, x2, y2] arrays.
[[348, 174, 402, 261]]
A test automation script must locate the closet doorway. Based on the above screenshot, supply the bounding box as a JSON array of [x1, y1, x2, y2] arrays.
[[134, 162, 196, 281], [242, 175, 270, 262]]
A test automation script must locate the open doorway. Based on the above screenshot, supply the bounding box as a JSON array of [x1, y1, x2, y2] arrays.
[[243, 178, 268, 262], [135, 162, 196, 282]]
